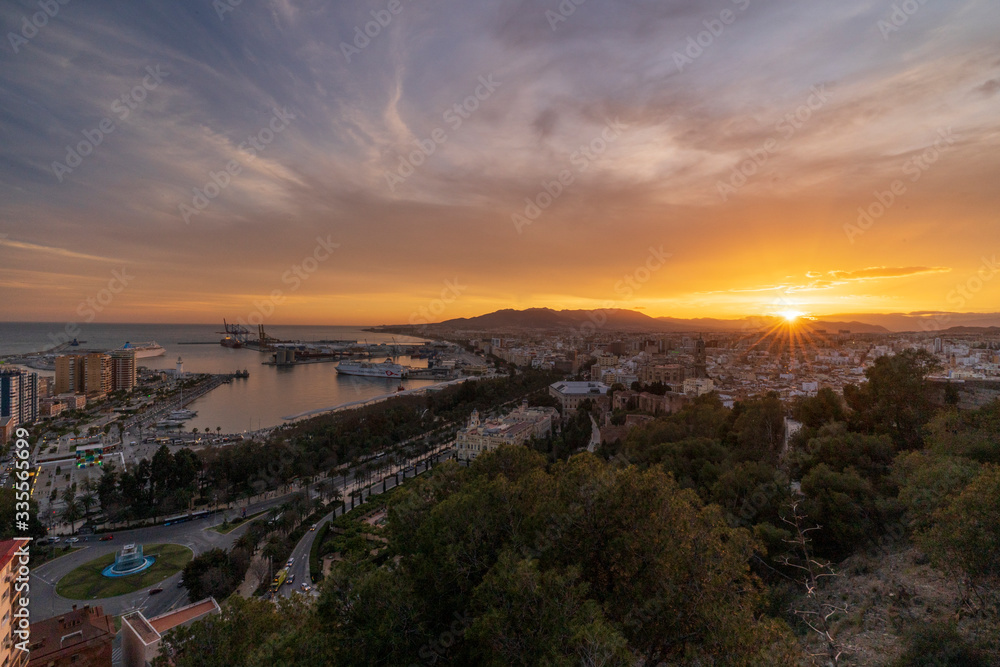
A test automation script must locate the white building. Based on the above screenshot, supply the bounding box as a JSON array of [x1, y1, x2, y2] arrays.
[[455, 402, 558, 461]]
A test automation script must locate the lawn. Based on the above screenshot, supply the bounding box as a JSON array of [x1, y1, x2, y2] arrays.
[[55, 543, 193, 600]]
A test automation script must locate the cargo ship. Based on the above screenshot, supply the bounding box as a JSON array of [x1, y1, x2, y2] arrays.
[[335, 360, 409, 378], [119, 341, 166, 358]]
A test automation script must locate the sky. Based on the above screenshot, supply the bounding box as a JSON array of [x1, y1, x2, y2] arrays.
[[1, 0, 999, 325]]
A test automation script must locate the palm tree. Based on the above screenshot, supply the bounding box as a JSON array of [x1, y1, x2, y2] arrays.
[[79, 492, 96, 523], [61, 500, 83, 533]]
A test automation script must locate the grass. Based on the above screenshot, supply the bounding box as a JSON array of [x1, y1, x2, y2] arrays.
[[209, 510, 267, 534], [32, 545, 83, 567], [55, 543, 193, 600]]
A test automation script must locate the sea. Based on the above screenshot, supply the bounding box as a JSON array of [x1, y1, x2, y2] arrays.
[[0, 323, 438, 433]]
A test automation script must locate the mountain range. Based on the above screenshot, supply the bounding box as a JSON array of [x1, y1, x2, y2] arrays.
[[390, 308, 1000, 334]]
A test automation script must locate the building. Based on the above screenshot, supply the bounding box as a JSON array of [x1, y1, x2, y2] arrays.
[[0, 418, 15, 448], [683, 378, 715, 397], [548, 381, 611, 415], [0, 369, 38, 428], [55, 393, 87, 410], [54, 355, 77, 395], [455, 402, 558, 461], [83, 353, 111, 399], [39, 399, 66, 418], [638, 363, 685, 387], [110, 349, 137, 393], [26, 604, 114, 667], [121, 598, 220, 667], [693, 335, 708, 379], [56, 353, 110, 398], [0, 539, 30, 667]]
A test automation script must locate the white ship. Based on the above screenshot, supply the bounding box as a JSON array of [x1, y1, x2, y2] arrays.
[[335, 360, 409, 378], [119, 341, 166, 358]]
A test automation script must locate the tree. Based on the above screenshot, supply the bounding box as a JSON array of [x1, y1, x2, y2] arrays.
[[0, 488, 46, 540], [917, 465, 1000, 606], [61, 499, 83, 532], [844, 349, 940, 449], [727, 392, 785, 464], [792, 387, 847, 428]]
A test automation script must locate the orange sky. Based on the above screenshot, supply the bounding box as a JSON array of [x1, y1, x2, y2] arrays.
[[2, 1, 999, 325]]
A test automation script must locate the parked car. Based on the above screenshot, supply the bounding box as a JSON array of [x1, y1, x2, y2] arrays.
[[100, 534, 114, 541], [51, 537, 61, 543], [66, 537, 79, 543]]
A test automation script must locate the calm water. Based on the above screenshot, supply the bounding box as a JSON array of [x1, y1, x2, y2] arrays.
[[0, 323, 437, 432]]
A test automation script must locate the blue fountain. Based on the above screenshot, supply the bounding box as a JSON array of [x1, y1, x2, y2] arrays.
[[102, 543, 155, 577]]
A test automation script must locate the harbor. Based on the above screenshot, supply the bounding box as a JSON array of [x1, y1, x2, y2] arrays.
[[0, 322, 487, 434]]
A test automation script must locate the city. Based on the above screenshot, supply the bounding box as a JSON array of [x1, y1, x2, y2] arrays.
[[2, 0, 1000, 665]]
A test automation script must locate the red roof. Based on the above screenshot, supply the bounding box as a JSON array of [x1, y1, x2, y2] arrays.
[[0, 538, 29, 572]]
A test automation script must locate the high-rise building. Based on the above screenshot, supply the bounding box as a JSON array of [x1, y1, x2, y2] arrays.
[[84, 353, 111, 398], [111, 349, 137, 392], [0, 369, 38, 426], [54, 355, 81, 395]]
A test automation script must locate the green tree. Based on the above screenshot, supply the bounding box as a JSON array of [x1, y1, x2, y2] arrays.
[[844, 349, 941, 449], [0, 488, 46, 539], [917, 465, 1000, 594]]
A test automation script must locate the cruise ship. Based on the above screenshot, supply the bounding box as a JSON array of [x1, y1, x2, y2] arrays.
[[335, 360, 409, 378], [119, 341, 166, 358]]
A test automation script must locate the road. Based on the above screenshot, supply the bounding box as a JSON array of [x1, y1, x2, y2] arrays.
[[278, 448, 455, 599], [30, 445, 456, 620], [29, 489, 305, 621]]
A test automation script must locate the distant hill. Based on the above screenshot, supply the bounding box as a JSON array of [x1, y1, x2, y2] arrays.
[[415, 308, 891, 333], [826, 312, 1000, 331]]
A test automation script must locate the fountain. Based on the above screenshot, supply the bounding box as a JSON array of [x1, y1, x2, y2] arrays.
[[102, 543, 155, 577]]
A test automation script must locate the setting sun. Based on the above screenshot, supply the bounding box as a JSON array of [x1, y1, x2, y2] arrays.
[[779, 310, 806, 323]]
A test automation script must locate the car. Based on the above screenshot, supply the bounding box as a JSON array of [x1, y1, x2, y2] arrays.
[[309, 524, 317, 531], [300, 583, 312, 592], [286, 557, 294, 567], [51, 537, 61, 543], [286, 574, 295, 585], [100, 534, 114, 541], [148, 587, 163, 595], [66, 537, 79, 543]]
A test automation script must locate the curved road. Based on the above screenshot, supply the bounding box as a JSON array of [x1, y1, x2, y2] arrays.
[[31, 446, 456, 619]]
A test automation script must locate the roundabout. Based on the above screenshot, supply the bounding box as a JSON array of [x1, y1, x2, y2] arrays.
[[55, 543, 193, 600]]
